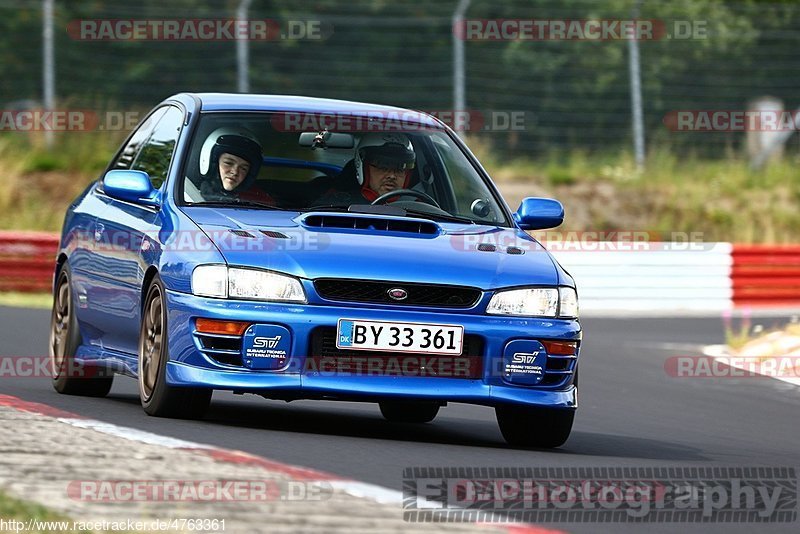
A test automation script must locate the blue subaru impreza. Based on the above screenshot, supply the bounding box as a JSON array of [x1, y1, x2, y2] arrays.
[[50, 93, 581, 447]]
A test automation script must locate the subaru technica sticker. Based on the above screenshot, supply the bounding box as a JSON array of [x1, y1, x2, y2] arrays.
[[243, 325, 291, 370], [503, 340, 548, 386]]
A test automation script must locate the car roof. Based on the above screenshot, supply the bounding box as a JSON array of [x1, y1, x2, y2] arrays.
[[175, 92, 444, 128]]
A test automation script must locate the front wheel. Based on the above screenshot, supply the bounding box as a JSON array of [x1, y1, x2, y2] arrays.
[[495, 405, 575, 448], [50, 263, 113, 397], [139, 275, 211, 419], [379, 400, 440, 423]]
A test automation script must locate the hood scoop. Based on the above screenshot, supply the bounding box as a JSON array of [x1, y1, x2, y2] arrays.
[[302, 214, 440, 236]]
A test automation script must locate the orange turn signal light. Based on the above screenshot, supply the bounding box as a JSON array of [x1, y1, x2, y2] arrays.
[[542, 340, 577, 355], [195, 318, 251, 336]]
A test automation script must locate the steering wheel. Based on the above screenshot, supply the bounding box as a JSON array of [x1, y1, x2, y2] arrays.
[[371, 188, 440, 208]]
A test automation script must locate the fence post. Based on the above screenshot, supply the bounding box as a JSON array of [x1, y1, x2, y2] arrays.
[[628, 0, 645, 169], [236, 0, 253, 93], [42, 0, 55, 148], [452, 0, 471, 136]]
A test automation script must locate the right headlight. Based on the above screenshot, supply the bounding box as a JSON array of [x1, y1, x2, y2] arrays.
[[486, 286, 578, 318], [191, 265, 306, 303]]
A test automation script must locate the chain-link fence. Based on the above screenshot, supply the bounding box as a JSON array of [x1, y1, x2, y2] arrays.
[[2, 0, 799, 158]]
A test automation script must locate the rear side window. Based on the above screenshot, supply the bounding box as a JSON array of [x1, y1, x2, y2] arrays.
[[132, 106, 184, 189]]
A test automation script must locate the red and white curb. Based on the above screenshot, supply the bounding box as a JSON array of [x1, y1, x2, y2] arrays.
[[0, 394, 561, 534], [702, 344, 800, 387]]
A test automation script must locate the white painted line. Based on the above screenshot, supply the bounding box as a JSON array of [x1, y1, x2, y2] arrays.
[[57, 417, 214, 449], [703, 344, 800, 387], [328, 480, 402, 505]]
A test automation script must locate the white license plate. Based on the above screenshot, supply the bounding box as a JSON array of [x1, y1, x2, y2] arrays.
[[336, 319, 464, 355]]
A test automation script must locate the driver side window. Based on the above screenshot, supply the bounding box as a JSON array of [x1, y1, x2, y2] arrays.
[[109, 108, 166, 172], [131, 106, 184, 189]]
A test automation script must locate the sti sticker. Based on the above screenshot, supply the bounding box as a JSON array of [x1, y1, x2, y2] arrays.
[[242, 324, 291, 370], [503, 340, 548, 386]]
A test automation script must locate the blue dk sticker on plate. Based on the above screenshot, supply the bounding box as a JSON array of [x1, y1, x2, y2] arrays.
[[242, 324, 291, 370]]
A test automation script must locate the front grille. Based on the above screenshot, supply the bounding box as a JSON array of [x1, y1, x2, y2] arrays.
[[308, 327, 484, 379], [314, 279, 481, 308]]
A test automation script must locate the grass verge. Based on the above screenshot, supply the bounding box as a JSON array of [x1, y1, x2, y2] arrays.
[[0, 490, 91, 533], [0, 293, 52, 310], [2, 132, 800, 242]]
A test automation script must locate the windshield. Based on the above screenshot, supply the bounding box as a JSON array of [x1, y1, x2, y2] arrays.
[[180, 112, 509, 225]]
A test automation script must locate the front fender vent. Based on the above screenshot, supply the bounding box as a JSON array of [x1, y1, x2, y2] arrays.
[[260, 230, 289, 239], [229, 230, 255, 238], [303, 214, 439, 235]]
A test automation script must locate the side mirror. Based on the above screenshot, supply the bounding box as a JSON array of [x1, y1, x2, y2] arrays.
[[103, 170, 160, 208], [513, 197, 564, 230]]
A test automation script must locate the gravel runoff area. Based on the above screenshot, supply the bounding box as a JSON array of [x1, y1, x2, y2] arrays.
[[0, 400, 555, 534]]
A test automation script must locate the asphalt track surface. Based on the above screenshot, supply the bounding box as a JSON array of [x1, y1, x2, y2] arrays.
[[2, 305, 799, 533]]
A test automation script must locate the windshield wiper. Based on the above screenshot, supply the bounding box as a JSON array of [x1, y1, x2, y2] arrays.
[[304, 204, 476, 224], [401, 208, 476, 224], [302, 205, 352, 213], [189, 200, 293, 211]]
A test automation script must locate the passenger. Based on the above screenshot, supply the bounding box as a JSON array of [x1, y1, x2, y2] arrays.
[[197, 128, 274, 204]]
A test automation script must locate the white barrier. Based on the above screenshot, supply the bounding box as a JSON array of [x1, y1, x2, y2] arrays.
[[549, 243, 734, 312]]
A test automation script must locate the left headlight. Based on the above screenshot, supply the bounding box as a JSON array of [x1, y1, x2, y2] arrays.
[[192, 265, 306, 303], [487, 286, 578, 318]]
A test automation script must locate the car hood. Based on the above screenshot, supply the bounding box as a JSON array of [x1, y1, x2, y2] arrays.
[[181, 207, 561, 289]]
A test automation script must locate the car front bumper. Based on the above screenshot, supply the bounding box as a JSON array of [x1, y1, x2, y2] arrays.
[[164, 290, 582, 409]]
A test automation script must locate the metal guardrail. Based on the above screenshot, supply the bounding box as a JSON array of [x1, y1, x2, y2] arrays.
[[550, 243, 735, 312], [732, 245, 800, 306], [0, 232, 59, 293], [1, 233, 799, 310]]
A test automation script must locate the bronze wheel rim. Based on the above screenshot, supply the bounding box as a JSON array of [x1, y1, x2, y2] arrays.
[[49, 275, 70, 377], [139, 286, 164, 400]]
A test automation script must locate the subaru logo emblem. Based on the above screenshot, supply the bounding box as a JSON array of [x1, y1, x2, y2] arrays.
[[387, 288, 408, 301]]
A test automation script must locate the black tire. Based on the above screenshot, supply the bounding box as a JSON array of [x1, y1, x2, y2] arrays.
[[495, 405, 575, 448], [379, 400, 440, 423], [139, 275, 211, 419], [50, 263, 113, 397]]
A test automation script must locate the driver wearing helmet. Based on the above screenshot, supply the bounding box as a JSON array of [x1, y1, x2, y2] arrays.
[[356, 133, 415, 201], [313, 133, 415, 206], [196, 128, 274, 204]]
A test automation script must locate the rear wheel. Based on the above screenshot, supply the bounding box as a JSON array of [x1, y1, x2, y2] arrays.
[[379, 400, 440, 423], [495, 405, 574, 448], [50, 264, 113, 397], [139, 275, 211, 419]]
